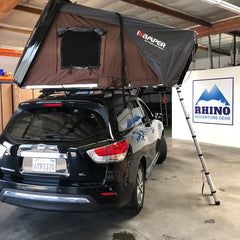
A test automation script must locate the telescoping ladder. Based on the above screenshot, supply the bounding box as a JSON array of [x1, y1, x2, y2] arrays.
[[176, 86, 220, 205]]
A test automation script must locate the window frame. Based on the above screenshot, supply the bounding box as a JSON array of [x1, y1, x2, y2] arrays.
[[57, 27, 106, 70], [138, 100, 154, 125]]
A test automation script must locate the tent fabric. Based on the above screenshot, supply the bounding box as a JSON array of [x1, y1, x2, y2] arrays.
[[14, 0, 197, 88]]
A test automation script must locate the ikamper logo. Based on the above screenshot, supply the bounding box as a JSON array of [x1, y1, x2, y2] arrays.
[[193, 78, 234, 125], [136, 30, 167, 50]]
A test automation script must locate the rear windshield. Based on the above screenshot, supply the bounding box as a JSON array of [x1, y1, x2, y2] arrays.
[[6, 107, 108, 143]]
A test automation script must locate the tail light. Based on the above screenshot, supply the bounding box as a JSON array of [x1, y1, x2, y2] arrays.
[[44, 104, 62, 107], [87, 139, 128, 163]]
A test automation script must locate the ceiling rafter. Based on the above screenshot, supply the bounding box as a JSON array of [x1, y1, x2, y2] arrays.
[[0, 0, 22, 20], [121, 0, 212, 27], [190, 16, 240, 38], [1, 0, 239, 42], [14, 5, 42, 15], [0, 24, 32, 35]]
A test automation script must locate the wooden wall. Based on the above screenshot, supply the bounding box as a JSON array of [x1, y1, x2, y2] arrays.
[[0, 83, 40, 132]]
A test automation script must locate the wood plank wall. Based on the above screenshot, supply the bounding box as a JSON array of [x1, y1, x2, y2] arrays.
[[0, 83, 40, 132]]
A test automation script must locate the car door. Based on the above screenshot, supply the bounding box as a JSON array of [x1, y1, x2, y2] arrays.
[[129, 100, 156, 165], [138, 100, 157, 159]]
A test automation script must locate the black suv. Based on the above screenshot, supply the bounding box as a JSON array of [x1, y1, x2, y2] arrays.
[[0, 90, 167, 213]]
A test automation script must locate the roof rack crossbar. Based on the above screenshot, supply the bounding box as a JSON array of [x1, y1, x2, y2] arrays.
[[38, 87, 134, 99]]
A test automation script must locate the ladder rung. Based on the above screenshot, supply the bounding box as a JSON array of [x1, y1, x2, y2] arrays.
[[176, 86, 219, 205]]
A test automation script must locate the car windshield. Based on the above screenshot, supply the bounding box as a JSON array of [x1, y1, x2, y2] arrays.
[[7, 107, 108, 142]]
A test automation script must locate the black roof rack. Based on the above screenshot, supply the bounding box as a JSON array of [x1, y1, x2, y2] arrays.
[[38, 88, 136, 99]]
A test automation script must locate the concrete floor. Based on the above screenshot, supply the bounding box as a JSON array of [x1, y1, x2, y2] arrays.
[[0, 136, 239, 240]]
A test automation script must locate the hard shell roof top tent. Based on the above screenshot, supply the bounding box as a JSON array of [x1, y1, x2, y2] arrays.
[[13, 0, 197, 89]]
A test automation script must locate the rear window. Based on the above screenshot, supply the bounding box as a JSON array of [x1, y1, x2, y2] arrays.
[[7, 107, 108, 143]]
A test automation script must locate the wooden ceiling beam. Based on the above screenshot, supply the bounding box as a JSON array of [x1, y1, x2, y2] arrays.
[[0, 24, 32, 35], [121, 0, 212, 27], [14, 5, 43, 15], [190, 16, 240, 38], [0, 0, 22, 20], [2, 0, 239, 39]]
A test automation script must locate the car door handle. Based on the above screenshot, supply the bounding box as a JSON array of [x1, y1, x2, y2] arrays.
[[152, 128, 155, 133]]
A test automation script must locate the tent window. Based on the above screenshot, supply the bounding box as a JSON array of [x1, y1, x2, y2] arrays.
[[60, 30, 102, 69]]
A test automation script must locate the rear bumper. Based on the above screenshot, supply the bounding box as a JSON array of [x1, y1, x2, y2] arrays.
[[0, 188, 95, 211], [0, 179, 132, 211]]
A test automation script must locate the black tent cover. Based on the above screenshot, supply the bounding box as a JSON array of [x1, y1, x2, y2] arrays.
[[14, 0, 197, 88]]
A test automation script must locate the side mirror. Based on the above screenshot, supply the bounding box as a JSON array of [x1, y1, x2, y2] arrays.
[[142, 116, 151, 127], [155, 113, 162, 121]]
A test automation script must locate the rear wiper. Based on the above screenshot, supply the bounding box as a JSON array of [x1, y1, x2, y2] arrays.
[[42, 133, 76, 139]]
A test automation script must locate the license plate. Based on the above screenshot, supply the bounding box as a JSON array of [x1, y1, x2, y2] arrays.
[[32, 158, 56, 173]]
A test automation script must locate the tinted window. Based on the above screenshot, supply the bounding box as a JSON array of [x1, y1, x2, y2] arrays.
[[129, 101, 144, 126], [7, 107, 108, 142], [139, 101, 153, 123], [128, 101, 138, 110], [115, 101, 133, 132]]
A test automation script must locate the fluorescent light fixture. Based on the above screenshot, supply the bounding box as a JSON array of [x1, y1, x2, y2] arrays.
[[205, 0, 240, 14]]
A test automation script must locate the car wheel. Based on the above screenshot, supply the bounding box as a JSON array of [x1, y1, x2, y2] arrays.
[[131, 162, 145, 214], [156, 135, 167, 164]]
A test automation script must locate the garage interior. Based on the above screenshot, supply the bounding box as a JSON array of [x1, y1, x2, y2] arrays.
[[0, 0, 240, 239]]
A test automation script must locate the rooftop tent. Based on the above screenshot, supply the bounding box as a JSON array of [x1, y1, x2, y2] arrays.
[[13, 0, 197, 89]]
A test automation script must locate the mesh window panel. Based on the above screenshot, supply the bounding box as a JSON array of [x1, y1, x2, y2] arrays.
[[61, 31, 101, 69]]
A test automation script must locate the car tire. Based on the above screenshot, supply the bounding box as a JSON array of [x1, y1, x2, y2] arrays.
[[156, 135, 167, 164], [131, 162, 145, 214]]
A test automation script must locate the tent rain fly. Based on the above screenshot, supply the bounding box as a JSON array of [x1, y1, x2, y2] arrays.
[[14, 0, 197, 89]]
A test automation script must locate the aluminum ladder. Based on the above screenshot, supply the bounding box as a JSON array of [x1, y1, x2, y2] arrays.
[[176, 85, 220, 205]]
